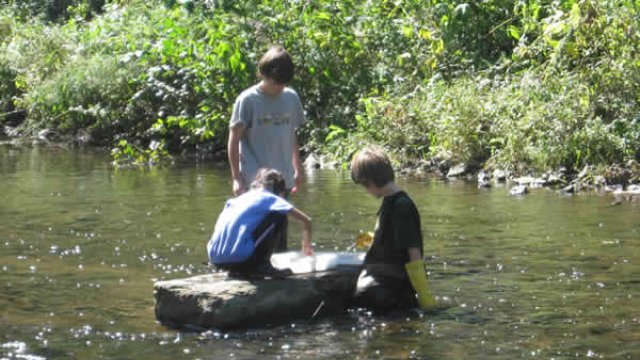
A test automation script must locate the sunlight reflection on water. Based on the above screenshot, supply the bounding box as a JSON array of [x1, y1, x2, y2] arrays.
[[1, 145, 638, 359]]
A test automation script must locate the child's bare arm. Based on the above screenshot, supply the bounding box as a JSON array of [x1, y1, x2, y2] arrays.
[[227, 125, 245, 195], [288, 207, 314, 255], [407, 247, 422, 261], [291, 132, 303, 191]]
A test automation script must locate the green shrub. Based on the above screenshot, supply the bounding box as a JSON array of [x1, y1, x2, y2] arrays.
[[20, 54, 137, 142], [0, 58, 18, 116], [3, 0, 106, 22], [1, 0, 638, 174]]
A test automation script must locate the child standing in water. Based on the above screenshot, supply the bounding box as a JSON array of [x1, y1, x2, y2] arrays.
[[227, 45, 306, 252], [350, 148, 437, 312], [208, 168, 314, 278]]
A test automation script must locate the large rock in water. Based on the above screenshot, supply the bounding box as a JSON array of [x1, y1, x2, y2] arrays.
[[154, 252, 364, 330]]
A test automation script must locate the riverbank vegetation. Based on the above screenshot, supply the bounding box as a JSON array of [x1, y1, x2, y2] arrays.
[[0, 0, 638, 181]]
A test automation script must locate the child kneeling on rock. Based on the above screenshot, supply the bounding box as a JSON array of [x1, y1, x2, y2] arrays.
[[350, 148, 437, 312], [208, 168, 314, 278]]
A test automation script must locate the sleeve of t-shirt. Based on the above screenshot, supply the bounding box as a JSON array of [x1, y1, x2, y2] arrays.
[[291, 90, 305, 129], [268, 195, 294, 214], [230, 95, 252, 128], [390, 199, 422, 250]]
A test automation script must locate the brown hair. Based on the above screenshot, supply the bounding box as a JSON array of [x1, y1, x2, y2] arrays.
[[251, 168, 286, 195], [350, 148, 395, 187], [257, 46, 295, 84]]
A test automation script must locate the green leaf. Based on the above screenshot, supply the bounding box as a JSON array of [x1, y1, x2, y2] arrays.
[[508, 25, 521, 40]]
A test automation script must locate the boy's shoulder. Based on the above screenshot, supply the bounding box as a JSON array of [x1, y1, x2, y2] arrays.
[[237, 85, 299, 101], [237, 84, 261, 100], [396, 192, 414, 203], [282, 86, 299, 96], [386, 190, 417, 211]]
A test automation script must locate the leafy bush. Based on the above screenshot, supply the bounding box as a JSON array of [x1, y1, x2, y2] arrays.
[[0, 58, 18, 116], [3, 0, 106, 22], [19, 54, 138, 142], [1, 0, 638, 174]]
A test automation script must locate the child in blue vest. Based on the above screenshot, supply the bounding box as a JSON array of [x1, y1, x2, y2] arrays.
[[208, 168, 314, 277]]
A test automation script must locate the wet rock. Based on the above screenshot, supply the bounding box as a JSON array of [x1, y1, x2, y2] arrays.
[[399, 167, 415, 177], [561, 184, 576, 194], [477, 170, 490, 182], [447, 163, 467, 178], [154, 252, 363, 330], [303, 153, 321, 171], [627, 184, 640, 194], [611, 184, 640, 202], [493, 169, 508, 182], [321, 159, 339, 169], [545, 173, 564, 186], [514, 176, 535, 185], [605, 184, 624, 193], [4, 126, 18, 137], [531, 178, 547, 188], [415, 159, 443, 178], [36, 129, 63, 143], [577, 165, 593, 180], [304, 153, 339, 170], [75, 130, 93, 146], [436, 158, 451, 175], [478, 180, 492, 189], [414, 166, 428, 177], [593, 175, 606, 188], [510, 185, 529, 196]]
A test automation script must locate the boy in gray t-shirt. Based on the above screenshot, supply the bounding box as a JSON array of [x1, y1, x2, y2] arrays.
[[228, 46, 305, 195], [227, 46, 306, 251]]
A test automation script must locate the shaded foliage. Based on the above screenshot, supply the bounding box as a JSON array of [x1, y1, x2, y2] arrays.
[[0, 0, 638, 173]]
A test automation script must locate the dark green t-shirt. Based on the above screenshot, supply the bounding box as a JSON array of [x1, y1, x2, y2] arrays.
[[364, 191, 423, 268]]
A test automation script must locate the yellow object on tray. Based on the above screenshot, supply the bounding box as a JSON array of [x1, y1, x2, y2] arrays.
[[355, 231, 374, 249]]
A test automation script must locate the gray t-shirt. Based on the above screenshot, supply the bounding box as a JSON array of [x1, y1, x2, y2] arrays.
[[230, 85, 305, 188]]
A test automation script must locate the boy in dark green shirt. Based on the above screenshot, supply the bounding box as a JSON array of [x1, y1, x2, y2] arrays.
[[350, 148, 436, 312]]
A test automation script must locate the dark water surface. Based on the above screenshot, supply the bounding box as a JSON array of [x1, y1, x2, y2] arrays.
[[1, 145, 638, 359]]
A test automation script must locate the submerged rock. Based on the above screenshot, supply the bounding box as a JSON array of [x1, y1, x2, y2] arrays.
[[154, 252, 364, 330], [611, 184, 640, 202], [303, 153, 321, 171], [477, 170, 490, 182], [303, 153, 340, 171], [514, 176, 535, 185], [561, 183, 576, 194], [493, 169, 509, 182], [510, 185, 529, 196], [447, 163, 467, 178]]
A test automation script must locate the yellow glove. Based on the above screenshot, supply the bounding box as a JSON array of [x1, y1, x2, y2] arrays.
[[355, 231, 374, 249], [405, 259, 436, 309]]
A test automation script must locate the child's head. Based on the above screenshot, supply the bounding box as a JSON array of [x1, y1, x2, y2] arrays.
[[252, 168, 287, 195], [350, 148, 395, 189], [257, 46, 295, 85]]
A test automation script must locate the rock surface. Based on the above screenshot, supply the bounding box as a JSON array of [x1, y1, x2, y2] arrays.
[[154, 252, 364, 330]]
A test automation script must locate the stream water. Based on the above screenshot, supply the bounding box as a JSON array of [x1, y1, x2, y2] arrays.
[[1, 144, 638, 359]]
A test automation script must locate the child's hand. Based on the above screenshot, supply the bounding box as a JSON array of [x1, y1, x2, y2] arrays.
[[355, 231, 374, 249], [302, 240, 314, 256], [232, 178, 246, 196]]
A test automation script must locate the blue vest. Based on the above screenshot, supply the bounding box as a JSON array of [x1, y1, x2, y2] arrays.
[[207, 190, 293, 264]]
